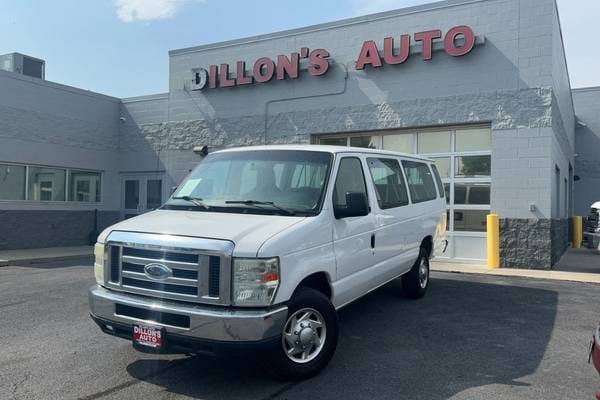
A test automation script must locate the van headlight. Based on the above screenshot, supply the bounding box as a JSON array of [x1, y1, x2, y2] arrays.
[[232, 257, 279, 306], [94, 243, 106, 286]]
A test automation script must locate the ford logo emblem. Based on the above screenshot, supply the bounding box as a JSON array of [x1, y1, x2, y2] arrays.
[[144, 263, 172, 280]]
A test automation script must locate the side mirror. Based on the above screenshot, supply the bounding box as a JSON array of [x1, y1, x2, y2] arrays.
[[334, 192, 369, 219]]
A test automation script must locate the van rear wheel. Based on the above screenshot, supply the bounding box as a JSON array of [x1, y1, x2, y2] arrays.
[[262, 287, 338, 381], [402, 247, 430, 299]]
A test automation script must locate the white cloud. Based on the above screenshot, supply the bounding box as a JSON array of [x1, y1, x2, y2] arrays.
[[353, 0, 429, 16], [115, 0, 199, 22]]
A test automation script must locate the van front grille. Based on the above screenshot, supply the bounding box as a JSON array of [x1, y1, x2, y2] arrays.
[[105, 240, 228, 305]]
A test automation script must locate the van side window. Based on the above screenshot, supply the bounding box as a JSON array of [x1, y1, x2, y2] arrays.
[[367, 158, 409, 209], [333, 158, 368, 208], [401, 160, 438, 203], [430, 164, 445, 198]]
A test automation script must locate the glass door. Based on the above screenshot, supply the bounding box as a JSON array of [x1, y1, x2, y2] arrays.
[[121, 174, 164, 219]]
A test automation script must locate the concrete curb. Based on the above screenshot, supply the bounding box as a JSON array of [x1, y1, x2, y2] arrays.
[[431, 262, 600, 284], [0, 247, 93, 267], [10, 254, 93, 266], [0, 254, 94, 268]]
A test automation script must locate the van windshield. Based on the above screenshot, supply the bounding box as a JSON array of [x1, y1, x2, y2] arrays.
[[165, 150, 332, 216]]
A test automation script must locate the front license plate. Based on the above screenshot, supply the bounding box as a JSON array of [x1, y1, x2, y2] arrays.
[[133, 325, 163, 349]]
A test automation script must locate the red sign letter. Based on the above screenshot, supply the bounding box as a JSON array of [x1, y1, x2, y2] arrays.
[[208, 65, 218, 89], [236, 61, 253, 85], [253, 57, 275, 83], [277, 53, 300, 80], [308, 49, 330, 76], [383, 35, 410, 65], [219, 64, 236, 87], [444, 25, 475, 57], [356, 40, 382, 70], [414, 29, 442, 61]]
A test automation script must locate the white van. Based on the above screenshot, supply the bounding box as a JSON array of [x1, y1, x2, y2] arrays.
[[89, 145, 447, 380]]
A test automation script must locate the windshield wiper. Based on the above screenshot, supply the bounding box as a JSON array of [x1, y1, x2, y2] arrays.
[[172, 195, 210, 209], [225, 200, 296, 216]]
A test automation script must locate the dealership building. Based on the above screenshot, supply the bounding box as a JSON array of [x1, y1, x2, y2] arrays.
[[0, 0, 599, 268]]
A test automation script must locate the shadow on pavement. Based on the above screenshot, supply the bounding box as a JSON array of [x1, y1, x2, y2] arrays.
[[126, 276, 558, 400]]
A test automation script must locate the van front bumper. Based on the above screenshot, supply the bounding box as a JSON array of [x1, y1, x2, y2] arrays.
[[88, 285, 288, 353]]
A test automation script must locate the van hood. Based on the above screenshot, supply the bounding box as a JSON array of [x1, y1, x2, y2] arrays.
[[98, 210, 306, 257]]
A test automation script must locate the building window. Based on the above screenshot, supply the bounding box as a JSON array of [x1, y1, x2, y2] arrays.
[[316, 125, 492, 233], [417, 131, 451, 153], [28, 166, 66, 201], [0, 163, 26, 200], [0, 162, 102, 203], [69, 170, 102, 202], [554, 165, 560, 217], [382, 133, 415, 153]]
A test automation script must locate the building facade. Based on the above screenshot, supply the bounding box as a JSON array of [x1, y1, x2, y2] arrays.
[[0, 0, 598, 269]]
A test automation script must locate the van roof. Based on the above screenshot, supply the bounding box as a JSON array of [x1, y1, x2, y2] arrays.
[[213, 144, 433, 162]]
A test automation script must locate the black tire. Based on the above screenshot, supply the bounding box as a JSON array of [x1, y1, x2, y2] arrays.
[[262, 287, 338, 381], [402, 247, 430, 299]]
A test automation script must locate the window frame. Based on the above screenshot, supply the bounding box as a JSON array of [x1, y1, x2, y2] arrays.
[[366, 157, 410, 210]]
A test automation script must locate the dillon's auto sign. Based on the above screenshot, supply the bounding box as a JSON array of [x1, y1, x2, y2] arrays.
[[191, 25, 475, 90]]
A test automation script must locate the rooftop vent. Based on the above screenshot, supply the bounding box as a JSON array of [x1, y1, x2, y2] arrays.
[[0, 53, 45, 80]]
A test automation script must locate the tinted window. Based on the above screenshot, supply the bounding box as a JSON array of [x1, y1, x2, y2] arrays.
[[367, 158, 409, 209], [333, 158, 368, 208], [27, 166, 66, 201], [401, 160, 437, 203], [430, 164, 445, 198], [69, 170, 101, 202], [0, 164, 26, 200], [455, 155, 491, 178]]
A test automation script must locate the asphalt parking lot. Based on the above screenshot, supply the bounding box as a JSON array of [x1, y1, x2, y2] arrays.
[[1, 259, 599, 400]]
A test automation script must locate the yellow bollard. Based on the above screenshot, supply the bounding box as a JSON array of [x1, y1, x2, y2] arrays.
[[487, 214, 500, 269], [573, 216, 582, 249]]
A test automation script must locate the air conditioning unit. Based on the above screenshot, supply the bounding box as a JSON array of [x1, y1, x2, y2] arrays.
[[0, 53, 45, 80]]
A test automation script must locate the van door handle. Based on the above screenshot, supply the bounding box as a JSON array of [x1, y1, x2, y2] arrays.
[[370, 233, 375, 249]]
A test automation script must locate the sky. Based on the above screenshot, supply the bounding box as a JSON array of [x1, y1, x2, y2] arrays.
[[0, 0, 597, 98]]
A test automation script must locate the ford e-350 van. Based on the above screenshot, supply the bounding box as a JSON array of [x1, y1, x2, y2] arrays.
[[89, 145, 447, 380]]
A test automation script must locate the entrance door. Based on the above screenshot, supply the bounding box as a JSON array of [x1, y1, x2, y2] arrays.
[[121, 174, 165, 219]]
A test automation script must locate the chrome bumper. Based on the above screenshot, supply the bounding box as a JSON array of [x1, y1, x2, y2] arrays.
[[88, 285, 288, 342]]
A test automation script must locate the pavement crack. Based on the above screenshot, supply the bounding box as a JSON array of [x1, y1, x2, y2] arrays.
[[76, 357, 191, 400], [11, 369, 30, 397]]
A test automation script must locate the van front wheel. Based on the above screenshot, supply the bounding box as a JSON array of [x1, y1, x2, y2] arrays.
[[402, 247, 430, 299], [263, 288, 338, 380]]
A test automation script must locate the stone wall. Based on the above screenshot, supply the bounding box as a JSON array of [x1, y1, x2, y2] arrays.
[[550, 218, 569, 265], [500, 218, 569, 269], [0, 210, 120, 251], [119, 87, 554, 153]]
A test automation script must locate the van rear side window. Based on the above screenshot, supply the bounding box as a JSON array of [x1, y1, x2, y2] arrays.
[[401, 160, 438, 203], [367, 158, 409, 209]]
